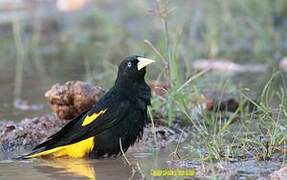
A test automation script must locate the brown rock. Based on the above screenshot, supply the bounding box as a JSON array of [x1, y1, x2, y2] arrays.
[[45, 81, 105, 120]]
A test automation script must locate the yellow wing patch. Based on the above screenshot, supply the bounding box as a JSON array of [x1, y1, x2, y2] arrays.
[[27, 137, 95, 158], [81, 109, 107, 126]]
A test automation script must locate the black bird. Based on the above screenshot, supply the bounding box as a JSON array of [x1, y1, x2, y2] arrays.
[[21, 55, 155, 159]]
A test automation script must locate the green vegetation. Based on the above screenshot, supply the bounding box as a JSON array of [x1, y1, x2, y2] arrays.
[[142, 0, 287, 171]]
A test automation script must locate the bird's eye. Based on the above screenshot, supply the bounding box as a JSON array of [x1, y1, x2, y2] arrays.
[[127, 62, 132, 68]]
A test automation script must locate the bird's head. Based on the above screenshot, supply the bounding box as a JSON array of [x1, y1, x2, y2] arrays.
[[116, 55, 155, 84]]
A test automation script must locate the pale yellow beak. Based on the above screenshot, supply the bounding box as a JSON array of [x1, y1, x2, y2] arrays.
[[137, 57, 155, 70]]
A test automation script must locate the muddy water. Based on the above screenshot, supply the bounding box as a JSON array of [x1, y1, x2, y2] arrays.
[[0, 144, 283, 179], [0, 145, 183, 180], [0, 158, 136, 180]]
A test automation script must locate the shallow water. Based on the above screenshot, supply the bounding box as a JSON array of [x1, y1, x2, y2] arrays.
[[0, 144, 284, 179], [0, 145, 187, 180], [0, 158, 136, 180]]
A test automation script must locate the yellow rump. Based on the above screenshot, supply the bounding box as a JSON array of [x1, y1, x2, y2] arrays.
[[27, 137, 95, 158]]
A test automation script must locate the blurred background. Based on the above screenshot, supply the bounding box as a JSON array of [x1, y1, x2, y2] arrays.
[[0, 0, 286, 120]]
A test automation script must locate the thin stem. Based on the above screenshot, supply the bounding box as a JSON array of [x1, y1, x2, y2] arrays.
[[12, 15, 25, 101], [176, 69, 209, 92], [148, 107, 158, 147], [144, 40, 166, 63], [31, 3, 46, 77], [119, 138, 131, 166]]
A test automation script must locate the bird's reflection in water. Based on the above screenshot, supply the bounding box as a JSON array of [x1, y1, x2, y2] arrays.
[[36, 158, 96, 179], [34, 158, 135, 180]]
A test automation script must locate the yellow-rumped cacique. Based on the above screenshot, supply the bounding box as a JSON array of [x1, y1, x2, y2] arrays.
[[19, 55, 155, 159]]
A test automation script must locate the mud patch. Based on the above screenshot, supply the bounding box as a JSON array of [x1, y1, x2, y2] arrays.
[[0, 114, 66, 159], [169, 157, 282, 179]]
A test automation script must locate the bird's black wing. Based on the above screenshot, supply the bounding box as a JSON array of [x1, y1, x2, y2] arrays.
[[30, 91, 130, 153]]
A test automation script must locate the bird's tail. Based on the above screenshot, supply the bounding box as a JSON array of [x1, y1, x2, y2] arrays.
[[15, 136, 95, 159], [14, 109, 93, 160], [14, 147, 59, 160], [13, 149, 42, 160]]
